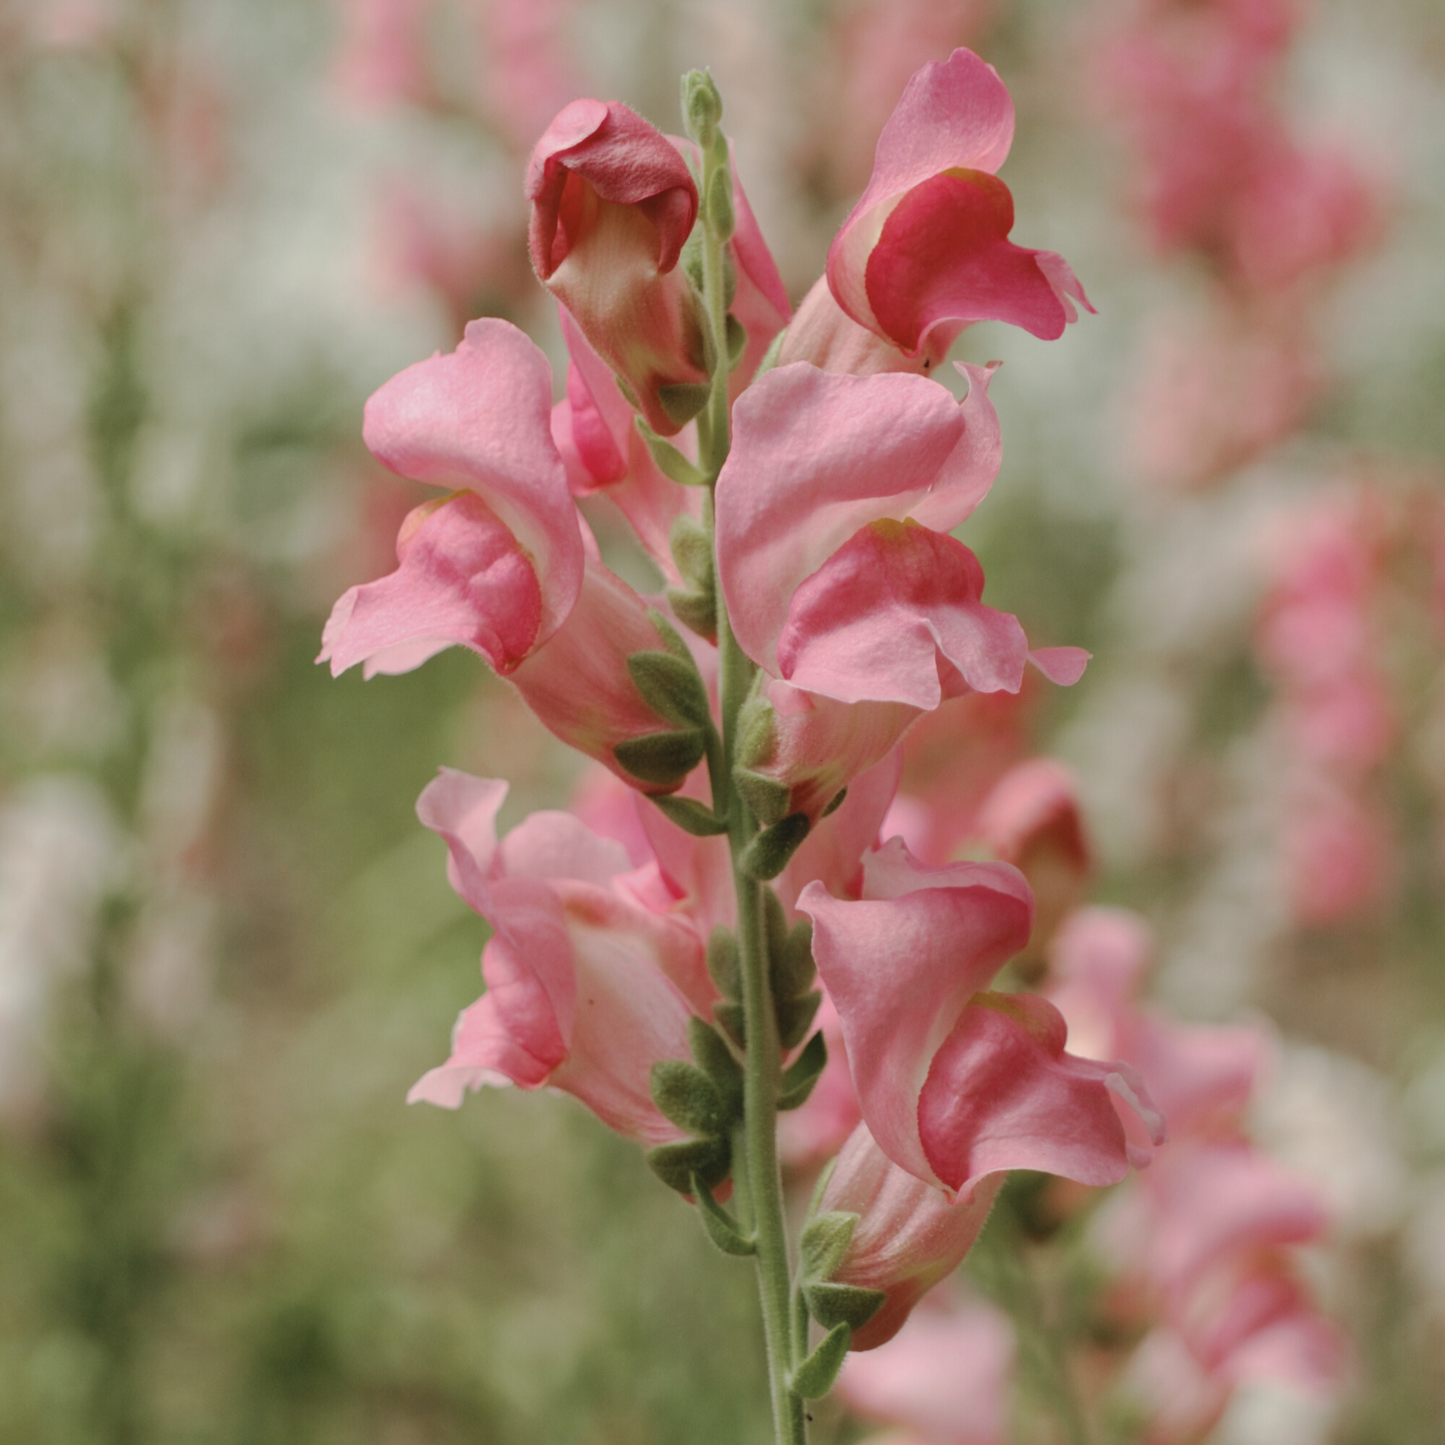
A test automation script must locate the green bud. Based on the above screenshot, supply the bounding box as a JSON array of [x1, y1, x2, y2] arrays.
[[650, 1059, 724, 1136], [778, 1028, 828, 1111], [741, 813, 811, 882], [649, 795, 727, 836], [691, 1174, 756, 1256], [776, 919, 815, 999], [803, 1281, 887, 1332], [705, 166, 735, 243], [626, 649, 711, 730], [637, 418, 708, 486], [725, 313, 749, 369], [656, 382, 712, 429], [791, 1323, 851, 1400], [713, 999, 745, 1049], [613, 729, 706, 787], [647, 1136, 730, 1194], [799, 1210, 859, 1284], [688, 1017, 743, 1121], [733, 767, 790, 827], [821, 787, 848, 818], [776, 989, 821, 1051], [669, 515, 714, 592], [680, 227, 705, 292], [681, 69, 722, 146], [706, 927, 741, 1000], [666, 586, 717, 642]]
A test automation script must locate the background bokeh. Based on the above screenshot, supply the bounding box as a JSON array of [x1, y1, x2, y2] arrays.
[[1, 0, 1443, 1440]]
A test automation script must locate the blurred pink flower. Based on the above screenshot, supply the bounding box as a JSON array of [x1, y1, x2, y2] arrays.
[[474, 0, 581, 154], [332, 0, 433, 109]]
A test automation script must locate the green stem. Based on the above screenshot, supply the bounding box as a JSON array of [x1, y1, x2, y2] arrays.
[[693, 109, 805, 1445]]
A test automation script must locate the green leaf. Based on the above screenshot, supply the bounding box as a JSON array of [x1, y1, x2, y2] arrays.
[[649, 795, 726, 836], [688, 1017, 742, 1121], [646, 1136, 730, 1194], [713, 999, 745, 1049], [821, 787, 848, 818], [798, 1211, 858, 1284], [648, 608, 692, 660], [637, 417, 708, 486], [613, 729, 706, 787], [734, 695, 776, 768], [650, 1059, 724, 1136], [733, 767, 790, 827], [725, 313, 748, 369], [669, 515, 714, 591], [763, 887, 788, 969], [776, 989, 821, 1051], [706, 927, 741, 1001], [627, 649, 711, 729], [657, 383, 711, 429], [790, 1323, 851, 1400], [681, 69, 721, 146], [690, 1175, 755, 1256], [775, 919, 815, 999], [803, 1282, 887, 1332], [666, 587, 717, 642], [705, 167, 735, 243], [741, 813, 811, 881], [778, 1029, 827, 1111]]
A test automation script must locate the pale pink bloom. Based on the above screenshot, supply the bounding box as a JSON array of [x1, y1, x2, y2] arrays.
[[1280, 775, 1392, 926], [839, 1294, 1014, 1441], [824, 48, 1092, 362], [816, 1125, 1005, 1350], [527, 100, 706, 436], [407, 769, 714, 1142], [473, 0, 581, 156], [1121, 1326, 1232, 1445], [332, 0, 433, 109], [716, 362, 1087, 711], [800, 840, 1163, 1198]]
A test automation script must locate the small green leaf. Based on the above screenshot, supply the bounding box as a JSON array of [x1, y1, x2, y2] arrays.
[[650, 1059, 724, 1136], [636, 417, 708, 486], [725, 313, 748, 368], [648, 608, 692, 660], [734, 695, 776, 768], [681, 69, 721, 146], [666, 587, 717, 642], [741, 814, 811, 881], [799, 1211, 859, 1285], [657, 383, 711, 428], [669, 515, 714, 591], [613, 729, 706, 787], [763, 887, 788, 969], [776, 919, 816, 999], [649, 795, 727, 836], [734, 767, 790, 827], [647, 1136, 730, 1194], [778, 1029, 827, 1111], [705, 167, 735, 243], [790, 1323, 851, 1400], [690, 1175, 755, 1256], [777, 989, 822, 1051], [627, 649, 711, 729], [803, 1282, 887, 1332], [688, 1017, 743, 1120], [821, 787, 848, 818], [713, 999, 745, 1049], [680, 228, 704, 292], [706, 927, 741, 1001]]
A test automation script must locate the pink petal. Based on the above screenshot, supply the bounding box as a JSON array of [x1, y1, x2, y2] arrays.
[[716, 365, 1001, 674], [864, 171, 1095, 353], [498, 809, 633, 886], [778, 520, 1029, 708], [406, 993, 544, 1109], [1027, 646, 1091, 685], [829, 48, 1016, 333], [917, 991, 1164, 1195], [319, 493, 543, 678], [362, 318, 583, 642], [800, 846, 1034, 1187], [415, 768, 509, 909]]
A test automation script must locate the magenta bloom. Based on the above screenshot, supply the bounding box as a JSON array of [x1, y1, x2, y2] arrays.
[[815, 1125, 1004, 1351], [716, 362, 1087, 711], [826, 47, 1092, 361], [407, 769, 714, 1143], [527, 99, 706, 435]]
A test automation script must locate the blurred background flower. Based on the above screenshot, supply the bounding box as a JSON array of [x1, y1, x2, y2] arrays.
[[0, 0, 1441, 1440]]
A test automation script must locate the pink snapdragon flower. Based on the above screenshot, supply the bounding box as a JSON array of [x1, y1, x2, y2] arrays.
[[527, 99, 706, 436], [800, 839, 1163, 1198], [839, 1293, 1014, 1440], [816, 1125, 1005, 1352], [788, 47, 1092, 374], [407, 769, 715, 1142], [716, 362, 1088, 714]]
